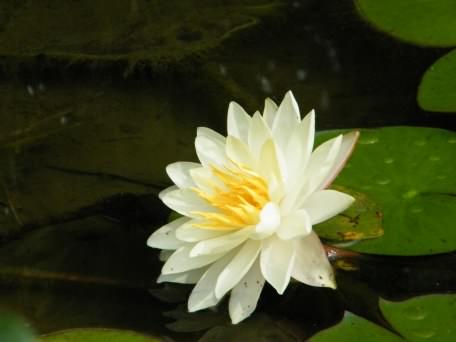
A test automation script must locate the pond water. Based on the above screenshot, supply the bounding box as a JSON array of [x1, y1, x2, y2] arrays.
[[0, 0, 455, 341]]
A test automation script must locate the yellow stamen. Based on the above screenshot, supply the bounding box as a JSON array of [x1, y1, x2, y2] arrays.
[[192, 164, 269, 230]]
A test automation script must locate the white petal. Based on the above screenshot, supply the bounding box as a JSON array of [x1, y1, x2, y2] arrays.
[[303, 189, 355, 225], [276, 209, 312, 240], [229, 258, 265, 324], [319, 131, 359, 189], [197, 127, 225, 144], [190, 227, 253, 257], [260, 235, 295, 294], [248, 112, 271, 158], [160, 188, 213, 218], [158, 267, 207, 284], [257, 139, 285, 202], [162, 246, 223, 274], [227, 101, 251, 143], [226, 136, 255, 167], [166, 162, 201, 188], [175, 220, 228, 242], [189, 167, 221, 195], [300, 134, 343, 198], [215, 239, 261, 299], [262, 98, 278, 128], [195, 135, 228, 167], [254, 202, 281, 237], [188, 252, 235, 312], [271, 91, 301, 155], [147, 217, 189, 249], [158, 185, 178, 201], [292, 231, 336, 288]]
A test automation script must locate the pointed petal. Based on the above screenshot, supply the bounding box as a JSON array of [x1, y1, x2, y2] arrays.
[[248, 112, 271, 158], [188, 252, 234, 312], [301, 134, 343, 198], [319, 131, 360, 189], [260, 236, 295, 294], [262, 98, 278, 128], [215, 239, 261, 299], [176, 220, 228, 242], [190, 167, 222, 195], [271, 91, 301, 155], [277, 209, 312, 240], [160, 188, 214, 218], [158, 267, 207, 284], [158, 185, 178, 201], [166, 162, 201, 188], [190, 227, 253, 257], [197, 127, 225, 144], [162, 246, 223, 274], [229, 258, 265, 324], [147, 217, 189, 249], [303, 189, 355, 225], [292, 232, 336, 288], [227, 101, 251, 143], [257, 139, 285, 202], [195, 135, 228, 167], [226, 136, 255, 167]]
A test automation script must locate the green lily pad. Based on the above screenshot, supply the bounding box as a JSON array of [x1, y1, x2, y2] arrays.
[[40, 328, 161, 342], [355, 0, 456, 47], [418, 49, 456, 113], [315, 186, 383, 242], [310, 294, 456, 341], [317, 127, 456, 255], [0, 0, 281, 71], [0, 311, 35, 342]]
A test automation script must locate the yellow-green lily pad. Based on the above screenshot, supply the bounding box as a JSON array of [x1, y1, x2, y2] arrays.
[[317, 127, 456, 256], [355, 0, 456, 47], [418, 49, 456, 113], [40, 328, 161, 342], [315, 186, 383, 242]]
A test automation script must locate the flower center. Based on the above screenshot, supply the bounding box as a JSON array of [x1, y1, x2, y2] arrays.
[[192, 164, 270, 230]]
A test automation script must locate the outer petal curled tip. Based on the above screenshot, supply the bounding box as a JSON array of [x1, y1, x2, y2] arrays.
[[320, 130, 360, 189], [262, 97, 278, 128]]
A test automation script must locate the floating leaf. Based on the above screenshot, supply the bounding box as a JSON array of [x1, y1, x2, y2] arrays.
[[310, 294, 456, 341], [355, 0, 456, 47], [0, 311, 35, 342], [418, 49, 456, 113], [40, 328, 161, 342], [315, 186, 383, 242], [317, 127, 456, 255]]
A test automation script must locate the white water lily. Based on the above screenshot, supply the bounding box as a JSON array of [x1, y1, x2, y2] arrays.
[[147, 91, 359, 324]]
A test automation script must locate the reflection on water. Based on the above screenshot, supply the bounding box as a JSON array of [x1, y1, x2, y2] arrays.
[[0, 0, 455, 341]]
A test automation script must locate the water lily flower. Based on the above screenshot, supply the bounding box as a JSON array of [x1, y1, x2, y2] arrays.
[[147, 91, 359, 324]]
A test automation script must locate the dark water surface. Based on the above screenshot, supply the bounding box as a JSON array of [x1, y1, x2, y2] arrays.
[[0, 0, 455, 341]]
